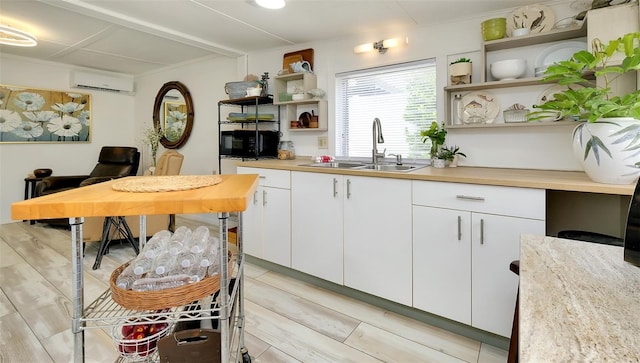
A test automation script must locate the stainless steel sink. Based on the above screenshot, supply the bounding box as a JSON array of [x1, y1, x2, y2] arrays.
[[302, 162, 425, 172], [301, 162, 365, 169], [357, 164, 425, 172]]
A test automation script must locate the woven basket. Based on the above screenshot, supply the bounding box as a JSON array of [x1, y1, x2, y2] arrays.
[[110, 254, 233, 311]]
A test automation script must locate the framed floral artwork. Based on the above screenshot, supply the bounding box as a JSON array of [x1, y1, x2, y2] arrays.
[[0, 84, 91, 143]]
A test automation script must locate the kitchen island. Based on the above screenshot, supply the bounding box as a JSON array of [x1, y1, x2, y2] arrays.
[[520, 235, 640, 361]]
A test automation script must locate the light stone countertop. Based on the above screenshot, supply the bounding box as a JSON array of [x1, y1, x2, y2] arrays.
[[520, 235, 640, 362], [236, 159, 635, 196]]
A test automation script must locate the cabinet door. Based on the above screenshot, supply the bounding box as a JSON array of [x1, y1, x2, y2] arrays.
[[413, 206, 471, 325], [471, 213, 544, 337], [242, 187, 263, 258], [291, 172, 344, 284], [262, 186, 291, 267], [344, 176, 412, 306]]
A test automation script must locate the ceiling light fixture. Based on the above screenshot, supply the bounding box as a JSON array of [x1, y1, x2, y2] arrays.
[[0, 24, 37, 47], [256, 0, 286, 9], [354, 37, 408, 54]]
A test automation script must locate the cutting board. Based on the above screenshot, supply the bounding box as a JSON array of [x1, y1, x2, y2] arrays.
[[282, 48, 314, 73], [282, 54, 303, 73]]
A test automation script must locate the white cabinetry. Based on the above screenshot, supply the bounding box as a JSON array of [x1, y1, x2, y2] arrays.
[[291, 172, 413, 304], [343, 176, 412, 306], [237, 167, 291, 267], [412, 181, 545, 337], [291, 172, 344, 284]]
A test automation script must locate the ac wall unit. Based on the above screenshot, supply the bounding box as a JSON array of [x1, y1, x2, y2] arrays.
[[70, 71, 134, 94]]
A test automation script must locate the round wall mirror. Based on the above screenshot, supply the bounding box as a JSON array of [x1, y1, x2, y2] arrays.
[[153, 81, 194, 149]]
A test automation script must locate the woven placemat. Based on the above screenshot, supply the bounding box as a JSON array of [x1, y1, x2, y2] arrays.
[[112, 175, 223, 192]]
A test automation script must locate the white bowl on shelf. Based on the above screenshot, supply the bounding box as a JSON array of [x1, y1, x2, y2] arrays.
[[292, 93, 305, 101], [490, 59, 527, 81]]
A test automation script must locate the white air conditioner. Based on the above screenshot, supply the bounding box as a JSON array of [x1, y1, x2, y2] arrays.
[[70, 71, 134, 94]]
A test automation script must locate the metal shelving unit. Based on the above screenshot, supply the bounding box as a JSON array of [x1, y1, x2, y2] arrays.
[[218, 96, 281, 174]]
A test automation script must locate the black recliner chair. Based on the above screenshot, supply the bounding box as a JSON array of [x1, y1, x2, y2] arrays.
[[35, 146, 140, 197]]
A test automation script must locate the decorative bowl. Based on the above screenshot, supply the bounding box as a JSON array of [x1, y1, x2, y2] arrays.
[[307, 88, 325, 99], [490, 59, 527, 81], [33, 168, 53, 178], [481, 18, 506, 41]]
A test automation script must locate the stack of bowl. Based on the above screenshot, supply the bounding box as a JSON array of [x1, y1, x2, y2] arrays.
[[481, 18, 506, 41]]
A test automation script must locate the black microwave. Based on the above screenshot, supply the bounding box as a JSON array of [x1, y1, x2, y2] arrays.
[[220, 130, 279, 158]]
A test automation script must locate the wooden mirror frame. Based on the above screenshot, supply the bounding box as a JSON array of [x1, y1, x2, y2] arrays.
[[153, 81, 194, 149]]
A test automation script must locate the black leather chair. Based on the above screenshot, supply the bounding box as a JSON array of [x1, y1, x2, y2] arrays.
[[34, 146, 140, 197]]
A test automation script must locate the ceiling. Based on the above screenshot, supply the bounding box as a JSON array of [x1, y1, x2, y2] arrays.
[[0, 0, 557, 75]]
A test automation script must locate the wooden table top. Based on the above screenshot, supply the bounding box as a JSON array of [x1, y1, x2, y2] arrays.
[[11, 174, 259, 221]]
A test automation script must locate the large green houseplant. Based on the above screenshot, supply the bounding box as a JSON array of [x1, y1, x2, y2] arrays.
[[530, 31, 640, 184]]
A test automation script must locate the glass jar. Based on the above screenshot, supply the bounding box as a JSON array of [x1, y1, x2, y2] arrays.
[[277, 140, 295, 160]]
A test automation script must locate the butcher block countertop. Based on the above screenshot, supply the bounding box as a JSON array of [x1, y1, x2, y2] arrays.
[[237, 159, 635, 196], [520, 235, 640, 361], [11, 174, 259, 221]]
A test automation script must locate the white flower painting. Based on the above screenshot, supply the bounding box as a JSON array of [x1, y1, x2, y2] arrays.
[[0, 84, 91, 143]]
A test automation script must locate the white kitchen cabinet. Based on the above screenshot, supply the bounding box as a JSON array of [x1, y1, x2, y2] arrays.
[[412, 180, 545, 337], [237, 167, 291, 267], [413, 205, 471, 325], [343, 176, 412, 306], [291, 172, 344, 284], [291, 172, 413, 304], [470, 212, 543, 336]]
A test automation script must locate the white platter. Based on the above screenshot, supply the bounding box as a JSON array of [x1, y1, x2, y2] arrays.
[[507, 4, 555, 37], [534, 84, 583, 121], [535, 41, 587, 68], [460, 91, 500, 124]]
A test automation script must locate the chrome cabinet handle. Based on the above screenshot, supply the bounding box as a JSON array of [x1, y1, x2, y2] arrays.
[[333, 178, 338, 197], [347, 179, 351, 199], [456, 194, 485, 201], [253, 191, 258, 205], [259, 175, 266, 179], [457, 216, 462, 241], [480, 219, 485, 244], [262, 190, 267, 206]]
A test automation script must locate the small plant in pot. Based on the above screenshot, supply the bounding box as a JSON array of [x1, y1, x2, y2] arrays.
[[450, 58, 472, 85], [529, 32, 640, 185], [438, 145, 467, 167], [420, 121, 447, 159]]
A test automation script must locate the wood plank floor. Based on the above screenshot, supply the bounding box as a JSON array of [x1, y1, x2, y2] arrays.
[[0, 217, 508, 363]]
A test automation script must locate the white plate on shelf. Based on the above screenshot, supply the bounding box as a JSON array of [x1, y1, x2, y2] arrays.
[[534, 41, 587, 69], [460, 91, 500, 124], [534, 84, 583, 121], [506, 4, 555, 37]]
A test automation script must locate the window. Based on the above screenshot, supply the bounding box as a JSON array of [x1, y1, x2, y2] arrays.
[[335, 59, 437, 160]]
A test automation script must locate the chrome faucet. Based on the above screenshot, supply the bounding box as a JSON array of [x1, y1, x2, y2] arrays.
[[372, 118, 385, 165]]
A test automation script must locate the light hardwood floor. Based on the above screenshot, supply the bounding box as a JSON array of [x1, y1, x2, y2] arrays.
[[0, 217, 507, 363]]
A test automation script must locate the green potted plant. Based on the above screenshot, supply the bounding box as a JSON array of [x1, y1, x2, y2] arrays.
[[420, 121, 447, 159], [450, 57, 472, 85], [529, 31, 640, 184], [438, 145, 467, 167]]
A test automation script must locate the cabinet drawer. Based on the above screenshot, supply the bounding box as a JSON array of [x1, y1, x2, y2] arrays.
[[238, 167, 290, 189], [412, 181, 544, 220]]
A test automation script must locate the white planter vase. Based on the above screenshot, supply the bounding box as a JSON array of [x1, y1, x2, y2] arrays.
[[572, 118, 640, 184], [433, 158, 446, 168]]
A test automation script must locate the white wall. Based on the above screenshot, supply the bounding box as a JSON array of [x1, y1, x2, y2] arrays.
[[0, 55, 136, 224]]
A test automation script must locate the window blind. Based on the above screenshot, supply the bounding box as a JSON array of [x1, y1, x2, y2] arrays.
[[335, 59, 437, 159]]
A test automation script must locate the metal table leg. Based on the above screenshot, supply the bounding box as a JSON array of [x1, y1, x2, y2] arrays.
[[69, 217, 85, 363], [218, 212, 230, 363]]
